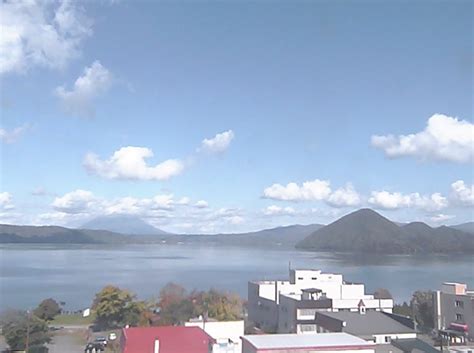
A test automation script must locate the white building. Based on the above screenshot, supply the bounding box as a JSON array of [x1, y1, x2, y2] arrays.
[[241, 332, 375, 353], [185, 318, 244, 353], [248, 269, 393, 333]]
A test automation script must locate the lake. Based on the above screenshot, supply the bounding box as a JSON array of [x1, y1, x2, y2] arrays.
[[0, 243, 473, 310]]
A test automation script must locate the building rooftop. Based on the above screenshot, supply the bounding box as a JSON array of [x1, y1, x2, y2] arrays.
[[241, 332, 374, 349], [391, 338, 440, 353], [121, 326, 214, 353], [316, 311, 415, 336]]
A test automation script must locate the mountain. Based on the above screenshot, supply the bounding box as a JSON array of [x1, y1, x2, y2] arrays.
[[0, 223, 322, 247], [81, 215, 169, 235], [296, 208, 474, 254], [0, 224, 130, 244], [450, 222, 474, 234], [172, 224, 324, 247]]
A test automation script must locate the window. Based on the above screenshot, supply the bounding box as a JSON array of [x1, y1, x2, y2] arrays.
[[455, 300, 464, 308], [385, 336, 391, 343], [298, 277, 304, 280], [300, 324, 316, 332], [456, 313, 463, 321], [298, 309, 317, 317]]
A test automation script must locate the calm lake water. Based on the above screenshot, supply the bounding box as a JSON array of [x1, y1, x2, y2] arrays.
[[0, 243, 473, 310]]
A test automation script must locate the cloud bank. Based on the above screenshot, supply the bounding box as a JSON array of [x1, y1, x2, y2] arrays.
[[371, 114, 473, 163]]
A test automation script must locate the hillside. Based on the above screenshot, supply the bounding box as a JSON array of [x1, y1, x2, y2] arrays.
[[169, 224, 324, 247], [81, 215, 169, 235], [296, 209, 474, 254], [0, 224, 130, 244], [450, 222, 474, 234]]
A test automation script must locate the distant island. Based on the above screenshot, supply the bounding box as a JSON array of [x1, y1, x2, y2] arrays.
[[1, 209, 473, 254]]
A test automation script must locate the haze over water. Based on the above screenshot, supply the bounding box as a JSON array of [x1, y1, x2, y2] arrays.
[[1, 244, 472, 310]]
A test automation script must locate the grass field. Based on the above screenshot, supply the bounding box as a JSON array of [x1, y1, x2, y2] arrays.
[[51, 313, 95, 326]]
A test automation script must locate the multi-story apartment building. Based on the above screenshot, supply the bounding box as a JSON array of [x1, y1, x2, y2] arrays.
[[434, 282, 474, 340], [248, 269, 393, 333]]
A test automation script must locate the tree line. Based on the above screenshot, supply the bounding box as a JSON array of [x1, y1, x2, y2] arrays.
[[1, 285, 434, 352], [92, 282, 243, 329], [1, 283, 243, 352]]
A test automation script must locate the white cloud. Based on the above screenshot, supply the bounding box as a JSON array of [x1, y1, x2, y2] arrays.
[[0, 0, 91, 74], [84, 146, 184, 181], [368, 191, 448, 211], [55, 61, 112, 118], [103, 194, 174, 215], [200, 130, 234, 153], [451, 180, 474, 206], [228, 216, 245, 225], [52, 189, 97, 214], [371, 114, 474, 163], [263, 205, 296, 216], [194, 200, 209, 208], [430, 214, 455, 223], [263, 179, 331, 202], [0, 123, 30, 143], [326, 183, 362, 207], [43, 190, 246, 233], [0, 192, 14, 210], [176, 197, 190, 205]]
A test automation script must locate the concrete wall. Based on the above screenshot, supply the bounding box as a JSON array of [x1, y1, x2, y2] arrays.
[[435, 290, 474, 338], [185, 320, 244, 352]]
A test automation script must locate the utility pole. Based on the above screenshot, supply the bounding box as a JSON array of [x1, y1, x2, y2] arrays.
[[25, 310, 30, 353]]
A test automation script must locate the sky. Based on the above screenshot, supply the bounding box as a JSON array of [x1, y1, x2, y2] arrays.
[[0, 0, 472, 234]]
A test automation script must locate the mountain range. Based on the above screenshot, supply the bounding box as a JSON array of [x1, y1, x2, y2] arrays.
[[450, 221, 474, 234], [1, 210, 473, 254], [0, 224, 130, 244], [296, 208, 474, 254]]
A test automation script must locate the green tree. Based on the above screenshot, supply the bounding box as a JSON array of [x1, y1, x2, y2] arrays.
[[411, 290, 434, 329], [34, 298, 61, 321], [393, 302, 412, 317], [92, 285, 145, 329], [1, 311, 51, 352]]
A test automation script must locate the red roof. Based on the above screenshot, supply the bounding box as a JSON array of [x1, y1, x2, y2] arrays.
[[121, 326, 214, 353]]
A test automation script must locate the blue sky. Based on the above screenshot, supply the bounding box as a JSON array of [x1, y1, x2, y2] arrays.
[[0, 0, 472, 233]]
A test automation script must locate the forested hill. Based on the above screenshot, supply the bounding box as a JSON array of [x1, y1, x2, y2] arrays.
[[296, 209, 474, 254]]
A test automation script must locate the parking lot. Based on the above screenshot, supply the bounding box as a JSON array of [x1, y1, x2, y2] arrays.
[[0, 325, 101, 353]]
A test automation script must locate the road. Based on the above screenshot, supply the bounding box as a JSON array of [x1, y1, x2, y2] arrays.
[[0, 326, 86, 353], [48, 329, 85, 353]]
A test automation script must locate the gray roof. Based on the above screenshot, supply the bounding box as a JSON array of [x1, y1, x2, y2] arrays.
[[242, 333, 374, 349], [317, 311, 415, 336], [391, 339, 440, 353]]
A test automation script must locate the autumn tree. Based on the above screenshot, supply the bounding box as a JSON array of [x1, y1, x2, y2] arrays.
[[157, 283, 193, 325], [1, 310, 51, 352], [92, 285, 146, 329], [192, 289, 243, 321], [34, 298, 61, 321], [156, 283, 243, 325]]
